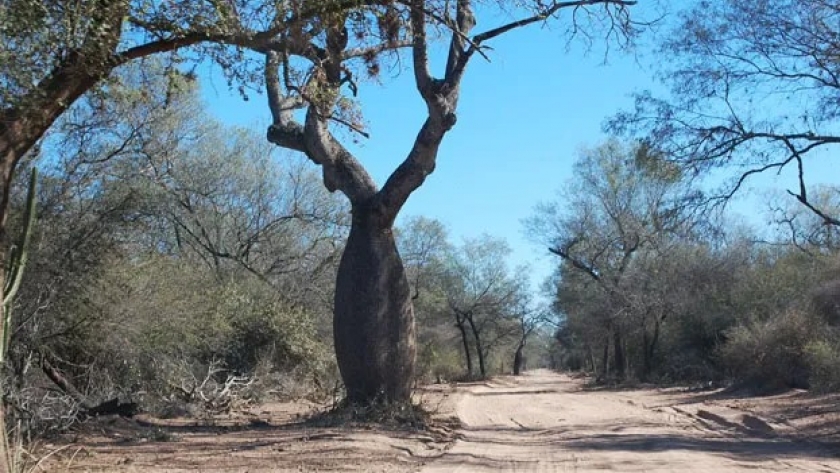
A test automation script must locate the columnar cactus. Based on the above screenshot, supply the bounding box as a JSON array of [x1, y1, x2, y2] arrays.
[[1, 168, 37, 364]]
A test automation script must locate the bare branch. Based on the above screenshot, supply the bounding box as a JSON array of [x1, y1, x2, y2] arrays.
[[549, 246, 601, 282], [264, 52, 307, 152], [329, 114, 371, 139], [788, 187, 840, 226], [344, 39, 413, 59], [447, 0, 636, 83], [377, 117, 453, 223], [410, 0, 434, 96], [444, 0, 477, 81]]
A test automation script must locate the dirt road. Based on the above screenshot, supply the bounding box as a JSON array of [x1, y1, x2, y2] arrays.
[[50, 370, 840, 471], [422, 370, 840, 472]]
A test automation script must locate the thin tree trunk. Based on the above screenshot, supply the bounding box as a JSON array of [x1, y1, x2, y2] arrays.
[[0, 404, 7, 471], [333, 204, 415, 403], [642, 328, 651, 380], [455, 318, 473, 376], [601, 338, 610, 379], [647, 317, 662, 378], [613, 330, 625, 380], [476, 345, 487, 378], [513, 342, 525, 375], [465, 315, 486, 377]]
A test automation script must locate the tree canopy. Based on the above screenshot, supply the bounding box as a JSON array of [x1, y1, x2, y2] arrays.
[[609, 0, 840, 223]]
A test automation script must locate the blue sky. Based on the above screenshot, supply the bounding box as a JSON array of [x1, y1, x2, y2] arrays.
[[199, 4, 840, 297]]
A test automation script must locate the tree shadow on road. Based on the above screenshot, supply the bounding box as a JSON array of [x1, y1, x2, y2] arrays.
[[562, 432, 840, 461]]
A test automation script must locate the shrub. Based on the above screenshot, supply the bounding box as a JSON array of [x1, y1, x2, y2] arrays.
[[64, 257, 337, 417], [719, 309, 816, 391], [416, 343, 462, 383], [805, 338, 840, 393]]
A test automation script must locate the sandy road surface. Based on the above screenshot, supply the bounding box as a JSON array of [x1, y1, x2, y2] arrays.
[[422, 370, 840, 472]]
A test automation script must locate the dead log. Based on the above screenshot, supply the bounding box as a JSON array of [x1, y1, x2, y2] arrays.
[[39, 350, 139, 418]]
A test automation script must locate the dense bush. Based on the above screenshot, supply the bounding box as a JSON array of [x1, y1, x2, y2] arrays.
[[86, 257, 336, 412], [805, 338, 840, 393], [718, 309, 816, 391], [0, 69, 353, 438]]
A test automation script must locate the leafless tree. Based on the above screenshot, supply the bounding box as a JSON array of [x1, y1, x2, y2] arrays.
[[608, 0, 840, 225]]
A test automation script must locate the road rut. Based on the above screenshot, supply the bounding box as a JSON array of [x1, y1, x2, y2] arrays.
[[421, 370, 840, 472]]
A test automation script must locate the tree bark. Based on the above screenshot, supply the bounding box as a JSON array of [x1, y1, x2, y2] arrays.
[[333, 202, 415, 403], [586, 344, 596, 373], [642, 329, 651, 380], [455, 317, 473, 376], [265, 0, 627, 403], [601, 338, 610, 379], [613, 330, 626, 380], [0, 404, 7, 471], [465, 315, 486, 377], [642, 315, 662, 380], [0, 238, 12, 470], [476, 345, 487, 378], [513, 343, 525, 375]]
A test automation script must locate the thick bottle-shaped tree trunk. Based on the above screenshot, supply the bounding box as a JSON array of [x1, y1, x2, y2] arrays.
[[333, 204, 416, 403]]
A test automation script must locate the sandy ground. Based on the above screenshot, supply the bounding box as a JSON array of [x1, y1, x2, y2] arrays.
[[423, 370, 840, 472], [37, 389, 459, 473], [38, 370, 840, 472]]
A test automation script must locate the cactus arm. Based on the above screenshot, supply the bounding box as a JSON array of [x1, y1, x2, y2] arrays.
[[3, 247, 17, 296], [3, 168, 37, 307], [1, 168, 38, 361]]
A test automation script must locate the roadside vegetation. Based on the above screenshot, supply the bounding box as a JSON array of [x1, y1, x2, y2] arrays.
[[2, 0, 840, 470], [0, 62, 547, 447], [529, 140, 840, 392]]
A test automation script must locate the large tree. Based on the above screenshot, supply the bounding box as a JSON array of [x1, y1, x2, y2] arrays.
[[261, 0, 636, 402]]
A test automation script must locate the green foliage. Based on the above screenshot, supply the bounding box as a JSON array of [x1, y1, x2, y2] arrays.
[[529, 138, 708, 381], [719, 309, 816, 391], [633, 141, 683, 184], [805, 338, 840, 393], [397, 218, 541, 381], [534, 138, 840, 392], [416, 342, 462, 383], [89, 256, 334, 408], [0, 63, 347, 434], [0, 0, 281, 110]]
